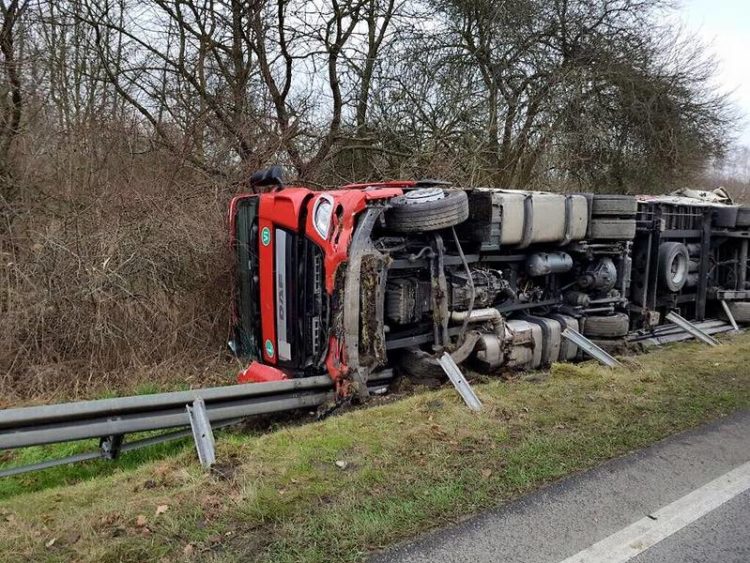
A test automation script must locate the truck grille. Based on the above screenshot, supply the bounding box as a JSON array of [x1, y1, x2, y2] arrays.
[[275, 229, 328, 372]]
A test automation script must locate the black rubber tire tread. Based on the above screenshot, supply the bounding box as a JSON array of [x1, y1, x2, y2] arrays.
[[736, 207, 750, 227], [588, 218, 636, 240], [386, 190, 469, 232], [591, 195, 637, 216], [396, 348, 443, 379], [582, 312, 630, 338], [657, 242, 689, 292], [713, 206, 738, 228], [724, 301, 750, 323]]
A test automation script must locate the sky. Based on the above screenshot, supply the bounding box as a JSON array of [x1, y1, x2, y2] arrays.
[[681, 0, 750, 145]]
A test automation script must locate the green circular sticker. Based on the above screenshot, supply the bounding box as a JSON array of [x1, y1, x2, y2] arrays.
[[265, 339, 274, 358], [261, 227, 271, 246]]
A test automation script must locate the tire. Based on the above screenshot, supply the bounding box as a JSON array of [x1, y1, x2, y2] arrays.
[[591, 195, 637, 217], [713, 206, 738, 228], [386, 189, 469, 232], [736, 207, 750, 227], [588, 218, 636, 240], [723, 301, 750, 323], [582, 313, 630, 338], [396, 348, 443, 380], [657, 242, 689, 292]]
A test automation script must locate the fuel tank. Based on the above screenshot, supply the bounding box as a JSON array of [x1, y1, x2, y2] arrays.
[[466, 189, 589, 247]]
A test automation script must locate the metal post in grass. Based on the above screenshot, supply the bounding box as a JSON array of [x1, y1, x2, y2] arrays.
[[665, 311, 719, 346], [438, 352, 483, 411], [187, 398, 216, 469], [562, 328, 622, 368]]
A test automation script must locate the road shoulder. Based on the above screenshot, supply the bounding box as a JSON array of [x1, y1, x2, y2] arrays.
[[372, 410, 750, 563]]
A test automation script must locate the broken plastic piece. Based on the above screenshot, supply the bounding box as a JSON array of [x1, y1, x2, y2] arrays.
[[237, 361, 289, 383]]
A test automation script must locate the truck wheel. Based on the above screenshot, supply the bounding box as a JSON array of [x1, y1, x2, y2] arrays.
[[713, 206, 738, 228], [386, 189, 469, 232], [736, 207, 750, 227], [396, 348, 443, 380], [582, 313, 630, 338], [658, 242, 689, 292], [591, 195, 637, 217], [588, 218, 636, 240]]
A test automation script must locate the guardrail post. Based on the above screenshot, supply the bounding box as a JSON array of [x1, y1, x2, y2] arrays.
[[721, 300, 740, 332], [99, 434, 123, 460], [186, 398, 216, 469], [665, 311, 719, 346], [561, 328, 622, 368], [438, 352, 482, 411]]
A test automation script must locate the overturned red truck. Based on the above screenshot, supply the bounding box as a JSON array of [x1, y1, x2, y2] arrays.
[[229, 168, 750, 398]]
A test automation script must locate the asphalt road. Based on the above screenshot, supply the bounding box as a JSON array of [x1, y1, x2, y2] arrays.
[[631, 490, 749, 563], [371, 410, 750, 563]]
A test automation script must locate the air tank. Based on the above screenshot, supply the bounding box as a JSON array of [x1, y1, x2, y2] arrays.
[[525, 252, 574, 277]]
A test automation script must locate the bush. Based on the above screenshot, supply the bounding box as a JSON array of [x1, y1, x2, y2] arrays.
[[1, 121, 235, 400]]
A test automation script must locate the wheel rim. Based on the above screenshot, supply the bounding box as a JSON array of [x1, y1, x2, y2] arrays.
[[401, 188, 445, 204], [670, 252, 688, 286]]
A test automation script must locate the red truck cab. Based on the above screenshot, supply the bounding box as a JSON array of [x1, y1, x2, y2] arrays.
[[229, 177, 413, 395]]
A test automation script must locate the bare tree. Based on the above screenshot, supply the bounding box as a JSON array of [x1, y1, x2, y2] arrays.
[[2, 0, 737, 189], [361, 0, 734, 191], [0, 0, 29, 202]]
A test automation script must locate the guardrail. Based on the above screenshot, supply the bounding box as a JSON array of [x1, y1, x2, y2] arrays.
[[0, 372, 393, 478], [0, 376, 334, 449], [0, 376, 334, 477]]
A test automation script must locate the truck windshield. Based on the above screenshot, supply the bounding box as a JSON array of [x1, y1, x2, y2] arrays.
[[233, 197, 260, 359], [232, 195, 329, 374]]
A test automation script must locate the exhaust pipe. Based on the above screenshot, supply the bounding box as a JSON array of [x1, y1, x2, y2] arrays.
[[450, 308, 504, 336]]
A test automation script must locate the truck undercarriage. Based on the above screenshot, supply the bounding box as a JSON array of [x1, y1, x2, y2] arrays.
[[230, 178, 750, 398]]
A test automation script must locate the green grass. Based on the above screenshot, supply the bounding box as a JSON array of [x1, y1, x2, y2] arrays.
[[0, 436, 192, 499], [0, 380, 209, 498], [1, 334, 749, 562]]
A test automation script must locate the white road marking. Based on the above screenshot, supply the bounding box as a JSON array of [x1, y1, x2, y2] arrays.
[[558, 460, 750, 563]]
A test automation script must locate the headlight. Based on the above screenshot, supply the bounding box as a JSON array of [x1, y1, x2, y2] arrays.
[[313, 195, 334, 239]]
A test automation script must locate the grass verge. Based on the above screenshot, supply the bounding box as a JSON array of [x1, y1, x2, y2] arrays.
[[1, 334, 749, 562]]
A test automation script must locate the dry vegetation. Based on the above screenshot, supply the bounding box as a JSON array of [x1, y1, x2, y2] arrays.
[[0, 0, 744, 400], [701, 145, 750, 203], [0, 334, 748, 562], [1, 123, 239, 402]]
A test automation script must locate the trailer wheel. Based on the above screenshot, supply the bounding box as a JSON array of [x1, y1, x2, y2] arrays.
[[582, 313, 630, 338], [591, 195, 637, 217], [736, 207, 750, 227], [658, 242, 689, 292], [386, 189, 469, 232], [588, 218, 636, 240]]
